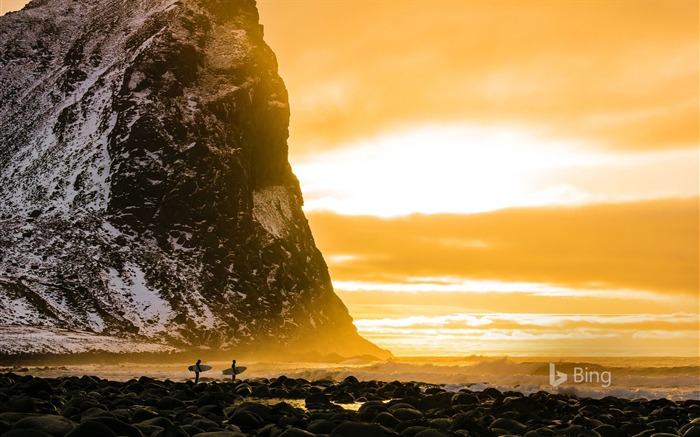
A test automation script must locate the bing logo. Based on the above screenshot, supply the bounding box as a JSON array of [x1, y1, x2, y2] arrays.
[[549, 363, 612, 388]]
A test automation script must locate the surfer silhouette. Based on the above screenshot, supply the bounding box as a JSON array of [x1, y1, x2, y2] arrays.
[[231, 359, 237, 380], [194, 359, 202, 384]]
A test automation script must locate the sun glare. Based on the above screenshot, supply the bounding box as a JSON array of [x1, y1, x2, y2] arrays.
[[293, 124, 698, 217]]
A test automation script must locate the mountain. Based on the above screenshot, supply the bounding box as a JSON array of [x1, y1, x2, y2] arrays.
[[0, 0, 389, 359]]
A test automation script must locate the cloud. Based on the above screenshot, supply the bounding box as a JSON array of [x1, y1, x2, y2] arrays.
[[354, 312, 700, 331], [333, 278, 675, 303], [293, 123, 698, 216], [258, 1, 699, 156], [352, 312, 700, 356], [307, 199, 700, 295]]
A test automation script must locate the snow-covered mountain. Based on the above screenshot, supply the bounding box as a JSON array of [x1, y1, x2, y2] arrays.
[[0, 0, 388, 359]]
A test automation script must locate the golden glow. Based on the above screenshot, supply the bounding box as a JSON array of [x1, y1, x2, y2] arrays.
[[3, 1, 697, 357], [294, 123, 698, 216], [256, 0, 697, 359], [258, 0, 698, 155], [307, 200, 699, 356], [353, 313, 700, 356]]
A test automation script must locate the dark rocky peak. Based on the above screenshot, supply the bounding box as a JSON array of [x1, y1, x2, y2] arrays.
[[0, 0, 390, 360]]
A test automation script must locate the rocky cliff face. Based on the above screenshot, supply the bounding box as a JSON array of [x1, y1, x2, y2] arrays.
[[0, 0, 388, 358]]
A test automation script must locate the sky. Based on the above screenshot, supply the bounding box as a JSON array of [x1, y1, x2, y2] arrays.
[[3, 0, 698, 357], [255, 0, 699, 357]]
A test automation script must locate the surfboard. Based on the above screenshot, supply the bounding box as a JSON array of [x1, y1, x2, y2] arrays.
[[188, 364, 212, 372], [222, 366, 247, 375]]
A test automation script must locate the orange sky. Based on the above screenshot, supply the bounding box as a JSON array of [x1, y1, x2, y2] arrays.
[[256, 0, 700, 356], [3, 0, 698, 356]]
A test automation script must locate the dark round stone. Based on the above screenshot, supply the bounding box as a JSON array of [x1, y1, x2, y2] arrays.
[[595, 424, 623, 437], [234, 402, 273, 421], [234, 384, 252, 396], [6, 396, 37, 413], [331, 392, 355, 404], [251, 385, 271, 397], [490, 418, 527, 434], [305, 393, 333, 409], [152, 425, 191, 437], [3, 429, 54, 437], [417, 393, 452, 411], [392, 408, 423, 421], [227, 411, 261, 428], [65, 421, 118, 437], [343, 376, 360, 385], [80, 418, 143, 437], [278, 428, 316, 437], [415, 429, 451, 437], [451, 392, 479, 406], [139, 417, 174, 428], [684, 426, 700, 437], [372, 412, 400, 429], [12, 415, 75, 436], [400, 426, 431, 437], [330, 422, 387, 437], [131, 408, 159, 423], [157, 396, 187, 410], [307, 419, 338, 434], [192, 432, 247, 437]]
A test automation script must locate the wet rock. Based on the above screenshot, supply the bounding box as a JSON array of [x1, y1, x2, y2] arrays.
[[373, 412, 401, 429], [392, 408, 423, 421], [682, 423, 700, 437], [343, 376, 360, 385], [2, 429, 54, 437], [400, 426, 430, 437], [330, 421, 388, 437], [152, 426, 191, 437], [306, 418, 337, 434], [305, 393, 333, 410], [234, 402, 273, 421], [227, 410, 261, 429], [234, 384, 252, 397], [490, 417, 528, 434], [417, 393, 452, 412], [252, 385, 272, 397], [414, 430, 451, 437], [554, 424, 599, 436], [331, 392, 355, 404], [451, 392, 479, 406], [622, 423, 654, 435], [158, 396, 187, 410], [65, 420, 118, 437], [6, 396, 37, 413], [278, 428, 316, 437], [594, 424, 623, 437], [11, 414, 75, 436], [649, 419, 679, 433], [1, 374, 698, 437], [191, 432, 246, 437], [81, 417, 143, 437]]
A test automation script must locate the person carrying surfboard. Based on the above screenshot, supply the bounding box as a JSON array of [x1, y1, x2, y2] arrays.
[[231, 359, 236, 381], [194, 359, 202, 384]]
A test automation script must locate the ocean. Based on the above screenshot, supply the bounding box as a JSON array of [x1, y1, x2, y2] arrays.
[[6, 356, 698, 401]]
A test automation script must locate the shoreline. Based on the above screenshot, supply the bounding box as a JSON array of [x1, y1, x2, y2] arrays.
[[1, 373, 699, 437], [1, 356, 698, 403]]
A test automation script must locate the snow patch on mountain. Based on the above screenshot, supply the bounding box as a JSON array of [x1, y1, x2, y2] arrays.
[[0, 325, 178, 355], [107, 265, 174, 335], [253, 186, 296, 239]]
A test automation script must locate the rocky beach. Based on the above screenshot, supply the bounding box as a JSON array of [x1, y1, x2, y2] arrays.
[[1, 372, 699, 437]]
